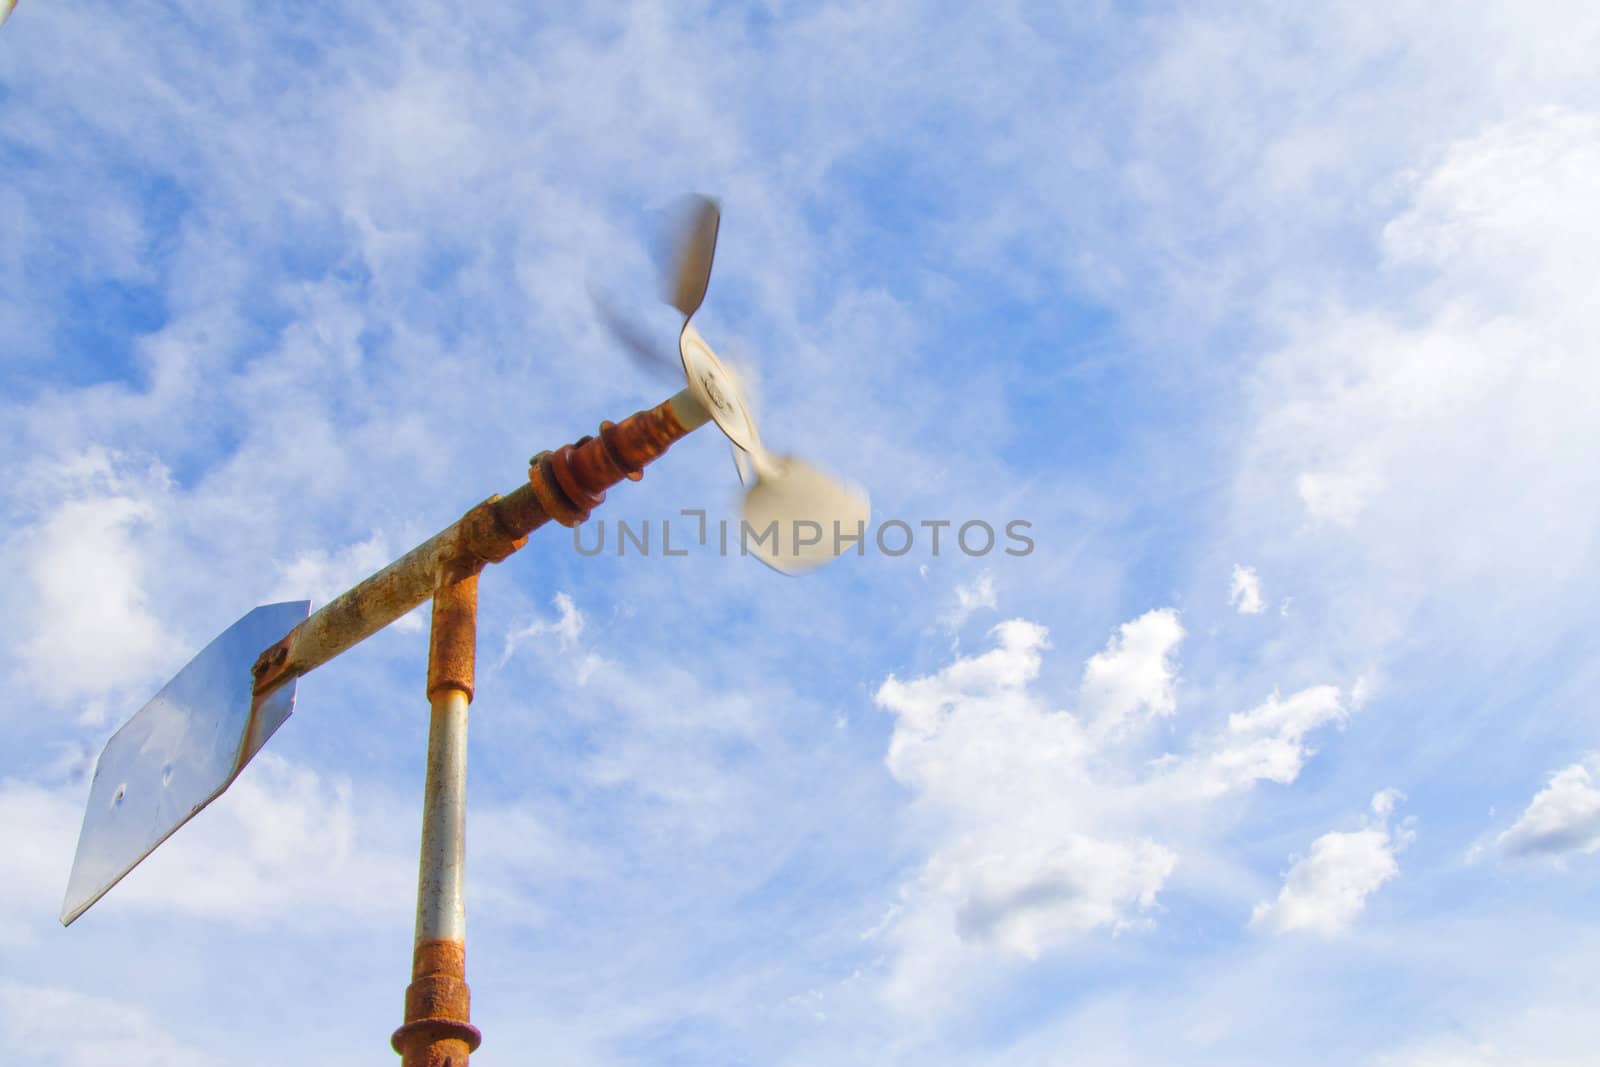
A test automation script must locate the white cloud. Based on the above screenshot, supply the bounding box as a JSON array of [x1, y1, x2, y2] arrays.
[[270, 531, 422, 631], [499, 591, 587, 666], [1078, 608, 1185, 735], [1201, 685, 1348, 795], [0, 778, 84, 946], [871, 609, 1361, 1008], [1239, 107, 1600, 659], [0, 756, 414, 936], [1371, 787, 1405, 820], [941, 572, 997, 631], [952, 837, 1178, 958], [879, 618, 1061, 796], [1496, 757, 1600, 859], [7, 450, 181, 711], [130, 753, 416, 926], [1376, 974, 1600, 1067], [875, 617, 1178, 1010], [1296, 467, 1383, 527], [0, 980, 211, 1067], [1228, 564, 1265, 614], [1251, 790, 1411, 937]]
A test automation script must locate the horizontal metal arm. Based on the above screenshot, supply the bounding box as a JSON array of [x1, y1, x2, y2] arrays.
[[251, 389, 709, 696]]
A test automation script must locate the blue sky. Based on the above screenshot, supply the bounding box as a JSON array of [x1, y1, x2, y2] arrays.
[[4, 2, 1600, 1064]]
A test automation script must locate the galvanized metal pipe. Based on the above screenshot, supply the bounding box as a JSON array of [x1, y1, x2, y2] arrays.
[[393, 575, 482, 1065], [415, 687, 470, 945]]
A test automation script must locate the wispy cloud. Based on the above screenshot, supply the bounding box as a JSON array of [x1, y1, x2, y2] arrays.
[[940, 572, 997, 632], [0, 980, 211, 1067], [1228, 564, 1265, 615], [499, 591, 586, 663], [1200, 685, 1348, 796], [1251, 790, 1412, 937], [1078, 608, 1184, 735], [5, 449, 180, 714], [1495, 757, 1600, 859]]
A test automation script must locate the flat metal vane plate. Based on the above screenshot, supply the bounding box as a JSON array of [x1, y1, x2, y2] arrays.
[[60, 600, 310, 925]]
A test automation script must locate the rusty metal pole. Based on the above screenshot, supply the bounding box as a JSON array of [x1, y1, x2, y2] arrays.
[[252, 389, 710, 701], [392, 571, 482, 1066], [242, 389, 714, 1062]]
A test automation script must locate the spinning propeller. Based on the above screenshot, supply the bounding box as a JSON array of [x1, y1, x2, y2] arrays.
[[598, 196, 870, 574]]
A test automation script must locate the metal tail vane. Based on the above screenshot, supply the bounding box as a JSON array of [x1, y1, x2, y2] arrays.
[[61, 601, 311, 926], [61, 196, 868, 1066]]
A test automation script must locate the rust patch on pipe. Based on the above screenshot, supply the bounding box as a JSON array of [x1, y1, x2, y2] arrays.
[[392, 938, 481, 1066], [250, 624, 300, 697], [427, 573, 478, 703], [528, 396, 693, 527], [456, 494, 529, 569], [252, 395, 697, 702]]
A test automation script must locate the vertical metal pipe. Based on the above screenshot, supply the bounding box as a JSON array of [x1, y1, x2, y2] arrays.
[[393, 574, 482, 1066], [415, 688, 470, 944]]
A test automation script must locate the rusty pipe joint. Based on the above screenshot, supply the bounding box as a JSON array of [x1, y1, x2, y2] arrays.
[[249, 391, 709, 702], [392, 940, 482, 1065], [427, 572, 478, 703], [528, 397, 702, 527]]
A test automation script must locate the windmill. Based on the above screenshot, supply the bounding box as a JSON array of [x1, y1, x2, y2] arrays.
[[60, 196, 869, 1065]]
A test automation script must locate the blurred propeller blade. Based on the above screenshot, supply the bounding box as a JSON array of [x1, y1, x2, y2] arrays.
[[665, 195, 721, 319], [740, 456, 871, 575], [590, 286, 681, 381], [596, 191, 871, 577], [733, 443, 758, 487]]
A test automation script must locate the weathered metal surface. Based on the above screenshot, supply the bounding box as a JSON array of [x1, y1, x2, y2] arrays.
[[392, 939, 481, 1066], [251, 389, 708, 700], [386, 394, 705, 1063], [60, 601, 311, 925], [397, 576, 479, 1065], [531, 391, 704, 525], [427, 573, 478, 703], [414, 685, 470, 946]]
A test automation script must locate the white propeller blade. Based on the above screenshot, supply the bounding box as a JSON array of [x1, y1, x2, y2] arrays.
[[679, 321, 763, 456], [666, 195, 721, 318], [599, 192, 871, 574], [740, 454, 871, 575]]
